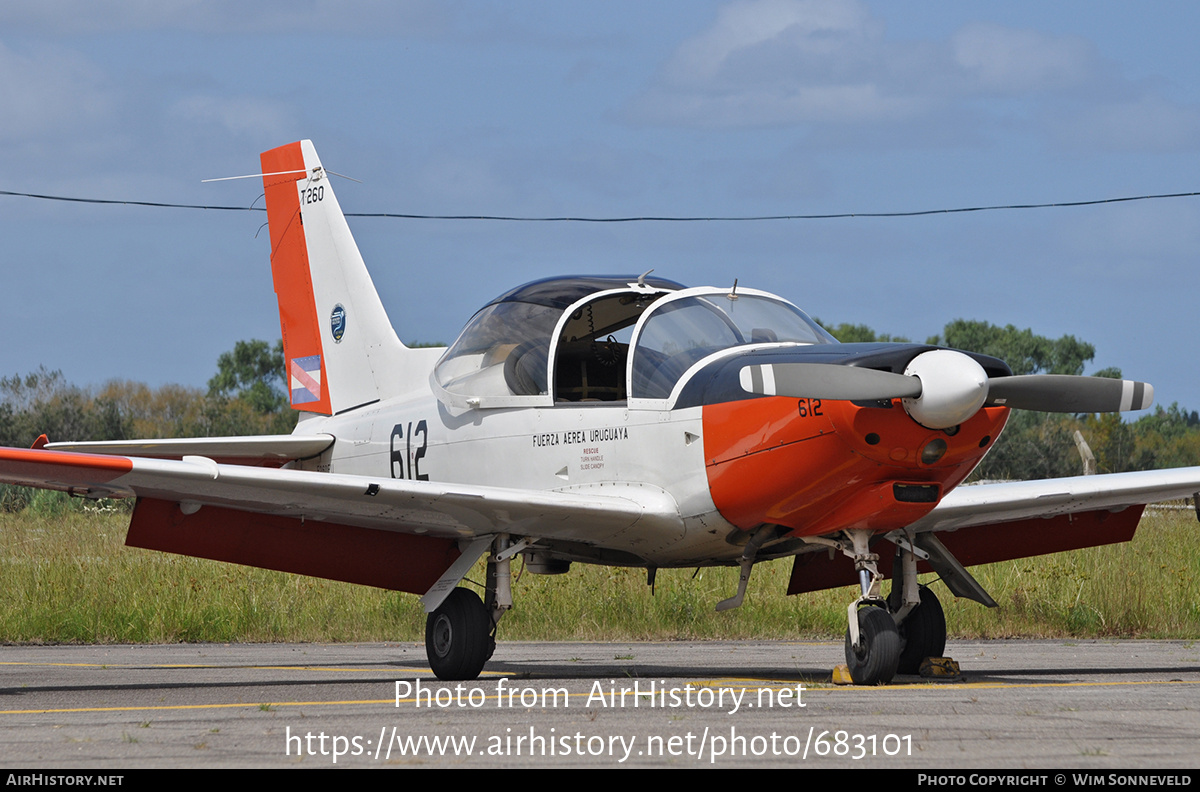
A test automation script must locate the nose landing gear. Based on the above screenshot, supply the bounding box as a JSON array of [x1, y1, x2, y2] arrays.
[[838, 529, 947, 684], [841, 530, 901, 685], [845, 604, 900, 685]]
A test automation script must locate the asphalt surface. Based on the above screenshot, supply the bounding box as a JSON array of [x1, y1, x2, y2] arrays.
[[0, 639, 1197, 768]]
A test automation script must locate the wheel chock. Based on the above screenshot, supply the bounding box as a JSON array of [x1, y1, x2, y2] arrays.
[[831, 664, 855, 685], [919, 657, 960, 679]]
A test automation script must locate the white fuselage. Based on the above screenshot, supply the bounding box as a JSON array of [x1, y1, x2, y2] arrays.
[[293, 357, 739, 568]]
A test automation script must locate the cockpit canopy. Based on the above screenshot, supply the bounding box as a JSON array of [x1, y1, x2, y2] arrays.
[[432, 275, 834, 410]]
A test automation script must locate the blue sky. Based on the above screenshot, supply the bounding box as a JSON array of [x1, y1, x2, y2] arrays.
[[2, 1, 1198, 414]]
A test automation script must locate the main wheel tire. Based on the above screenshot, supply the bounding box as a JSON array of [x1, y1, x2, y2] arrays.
[[844, 605, 901, 685], [897, 585, 946, 675], [425, 588, 493, 681]]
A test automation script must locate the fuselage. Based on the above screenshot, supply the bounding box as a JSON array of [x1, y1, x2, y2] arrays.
[[292, 276, 1010, 569]]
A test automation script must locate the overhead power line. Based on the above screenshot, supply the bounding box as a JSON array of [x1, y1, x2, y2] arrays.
[[2, 187, 1198, 222]]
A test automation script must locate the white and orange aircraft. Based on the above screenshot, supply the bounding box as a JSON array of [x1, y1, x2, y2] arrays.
[[3, 141, 1198, 685]]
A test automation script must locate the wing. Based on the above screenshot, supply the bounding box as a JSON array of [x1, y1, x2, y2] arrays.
[[788, 467, 1200, 598], [0, 446, 681, 596], [907, 467, 1200, 533]]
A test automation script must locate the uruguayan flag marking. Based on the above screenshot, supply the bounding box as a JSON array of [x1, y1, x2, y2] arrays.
[[290, 355, 323, 404]]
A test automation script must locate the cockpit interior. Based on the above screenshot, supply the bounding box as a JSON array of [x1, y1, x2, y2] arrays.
[[432, 275, 834, 409]]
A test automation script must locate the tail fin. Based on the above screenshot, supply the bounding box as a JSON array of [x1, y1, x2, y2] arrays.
[[261, 141, 409, 416]]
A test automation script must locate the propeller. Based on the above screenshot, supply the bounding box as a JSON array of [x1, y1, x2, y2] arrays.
[[738, 362, 921, 402], [739, 349, 1154, 429], [985, 374, 1152, 413]]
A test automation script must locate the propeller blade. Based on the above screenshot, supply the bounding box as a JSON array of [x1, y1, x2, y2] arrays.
[[739, 363, 922, 401], [985, 375, 1153, 413]]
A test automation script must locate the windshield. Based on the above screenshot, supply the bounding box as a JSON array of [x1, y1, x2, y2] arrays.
[[631, 292, 833, 399]]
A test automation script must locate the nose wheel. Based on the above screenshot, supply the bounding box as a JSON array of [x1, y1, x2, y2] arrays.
[[837, 531, 949, 683], [839, 529, 904, 685], [844, 605, 901, 685]]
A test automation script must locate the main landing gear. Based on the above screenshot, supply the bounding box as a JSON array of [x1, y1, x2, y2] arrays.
[[839, 530, 947, 685], [425, 588, 493, 680], [424, 534, 514, 681], [896, 584, 945, 675]]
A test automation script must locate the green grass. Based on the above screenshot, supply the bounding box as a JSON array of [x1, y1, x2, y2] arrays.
[[942, 507, 1200, 638], [0, 507, 425, 643], [0, 506, 1196, 644]]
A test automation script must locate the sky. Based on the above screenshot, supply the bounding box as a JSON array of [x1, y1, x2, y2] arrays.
[[2, 0, 1198, 414]]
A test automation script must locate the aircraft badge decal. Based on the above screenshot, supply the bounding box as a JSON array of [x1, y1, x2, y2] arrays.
[[331, 304, 346, 343]]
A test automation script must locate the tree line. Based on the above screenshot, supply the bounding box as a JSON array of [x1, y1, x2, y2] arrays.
[[3, 325, 1197, 483], [0, 340, 295, 448]]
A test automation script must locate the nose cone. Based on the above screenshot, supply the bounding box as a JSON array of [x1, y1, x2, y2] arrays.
[[902, 350, 989, 429]]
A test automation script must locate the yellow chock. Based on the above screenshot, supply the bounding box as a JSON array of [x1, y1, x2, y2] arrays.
[[831, 664, 855, 685], [919, 657, 961, 679]]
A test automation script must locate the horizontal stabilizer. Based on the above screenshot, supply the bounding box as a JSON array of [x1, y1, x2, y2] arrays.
[[45, 434, 334, 464]]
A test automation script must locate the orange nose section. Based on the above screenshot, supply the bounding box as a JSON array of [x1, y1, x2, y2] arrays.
[[702, 395, 1008, 537]]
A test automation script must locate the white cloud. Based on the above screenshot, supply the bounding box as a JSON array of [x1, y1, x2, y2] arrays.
[[663, 0, 877, 86], [952, 22, 1093, 93], [631, 0, 1199, 153], [634, 0, 926, 127], [641, 82, 925, 127]]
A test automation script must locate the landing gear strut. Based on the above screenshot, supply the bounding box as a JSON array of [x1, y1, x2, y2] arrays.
[[841, 530, 900, 685], [835, 530, 952, 683], [424, 534, 514, 680], [887, 536, 947, 675], [896, 585, 946, 675]]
